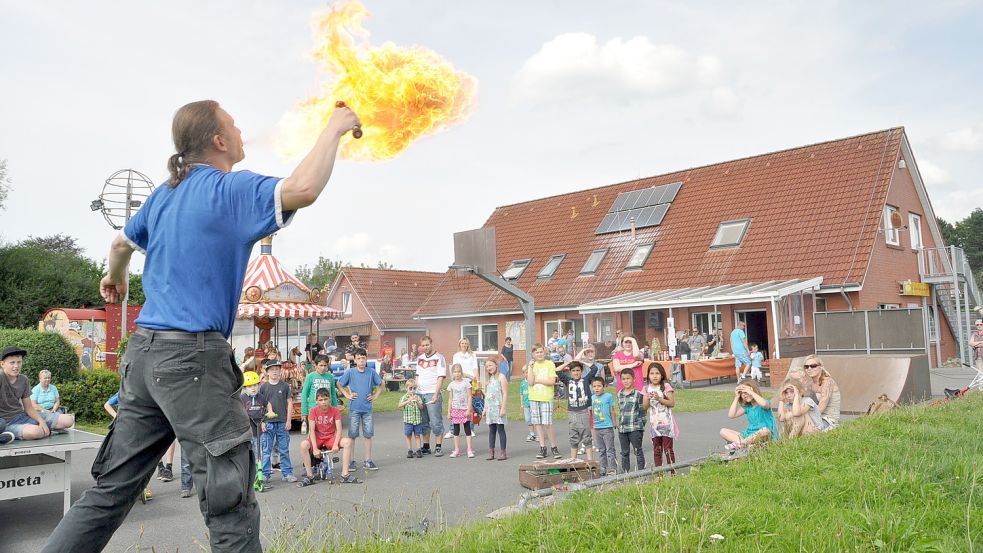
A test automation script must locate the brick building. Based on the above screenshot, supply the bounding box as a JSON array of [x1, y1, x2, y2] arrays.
[[323, 267, 444, 359], [413, 128, 977, 376]]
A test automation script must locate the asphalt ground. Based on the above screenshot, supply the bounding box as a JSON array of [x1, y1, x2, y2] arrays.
[[4, 369, 975, 552]]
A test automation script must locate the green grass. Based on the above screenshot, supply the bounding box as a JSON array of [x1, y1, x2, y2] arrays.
[[269, 394, 982, 552], [74, 420, 109, 435]]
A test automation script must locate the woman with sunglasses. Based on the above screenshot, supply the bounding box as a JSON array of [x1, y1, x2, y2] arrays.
[[613, 335, 644, 392], [802, 355, 841, 427]]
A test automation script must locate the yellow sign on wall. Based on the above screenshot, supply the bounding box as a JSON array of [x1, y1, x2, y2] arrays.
[[899, 280, 931, 297]]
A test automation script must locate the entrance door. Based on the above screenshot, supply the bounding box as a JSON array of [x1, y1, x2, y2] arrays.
[[736, 310, 769, 359], [395, 337, 408, 361]]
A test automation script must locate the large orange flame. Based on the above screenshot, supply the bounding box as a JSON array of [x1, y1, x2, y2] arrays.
[[277, 1, 477, 161]]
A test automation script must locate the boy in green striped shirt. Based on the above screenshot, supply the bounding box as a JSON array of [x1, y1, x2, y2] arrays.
[[399, 378, 425, 459], [301, 355, 340, 433]]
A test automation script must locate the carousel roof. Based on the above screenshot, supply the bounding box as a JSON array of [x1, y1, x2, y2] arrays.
[[237, 236, 342, 320]]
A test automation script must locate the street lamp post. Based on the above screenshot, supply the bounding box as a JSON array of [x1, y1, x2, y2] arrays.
[[91, 169, 155, 362]]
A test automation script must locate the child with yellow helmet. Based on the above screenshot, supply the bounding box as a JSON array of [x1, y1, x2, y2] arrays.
[[241, 370, 273, 491]]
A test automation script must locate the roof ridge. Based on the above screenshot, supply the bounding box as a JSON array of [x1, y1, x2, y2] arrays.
[[492, 127, 905, 211]]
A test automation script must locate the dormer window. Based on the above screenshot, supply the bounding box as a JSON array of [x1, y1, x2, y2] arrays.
[[710, 219, 751, 249], [625, 243, 654, 270], [502, 259, 531, 280], [537, 255, 565, 279]]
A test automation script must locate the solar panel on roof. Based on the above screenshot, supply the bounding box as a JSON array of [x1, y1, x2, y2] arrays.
[[594, 181, 682, 234]]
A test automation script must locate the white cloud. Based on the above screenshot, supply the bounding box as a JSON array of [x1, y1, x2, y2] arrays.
[[327, 233, 404, 267], [941, 125, 983, 151], [917, 159, 951, 186], [512, 33, 735, 107], [702, 86, 742, 116]]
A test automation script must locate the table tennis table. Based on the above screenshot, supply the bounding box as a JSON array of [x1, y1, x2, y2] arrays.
[[0, 429, 104, 514]]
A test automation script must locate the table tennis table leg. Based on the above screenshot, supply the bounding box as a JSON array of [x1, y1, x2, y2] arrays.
[[63, 450, 72, 515]]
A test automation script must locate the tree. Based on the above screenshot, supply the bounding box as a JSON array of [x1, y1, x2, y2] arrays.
[[362, 261, 394, 270], [295, 256, 344, 290], [0, 239, 104, 328], [20, 234, 85, 256], [0, 158, 10, 212], [937, 216, 957, 249], [939, 210, 983, 289], [128, 272, 146, 305]]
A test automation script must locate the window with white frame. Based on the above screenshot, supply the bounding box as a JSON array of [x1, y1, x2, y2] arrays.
[[883, 206, 901, 246], [537, 254, 566, 279], [927, 305, 938, 341], [909, 213, 923, 250], [502, 259, 531, 280], [580, 249, 607, 275], [342, 291, 353, 315], [692, 312, 722, 335], [462, 324, 498, 352], [710, 219, 751, 249], [625, 243, 654, 270]]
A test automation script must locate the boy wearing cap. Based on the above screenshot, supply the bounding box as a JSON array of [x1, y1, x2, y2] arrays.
[[1, 346, 74, 441], [259, 360, 297, 483]]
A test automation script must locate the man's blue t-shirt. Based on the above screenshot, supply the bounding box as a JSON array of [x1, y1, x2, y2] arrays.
[[107, 392, 119, 407], [730, 328, 748, 356], [124, 165, 293, 337], [591, 392, 615, 429], [339, 367, 382, 414]]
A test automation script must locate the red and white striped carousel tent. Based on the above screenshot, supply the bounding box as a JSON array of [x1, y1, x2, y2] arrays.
[[237, 236, 343, 321]]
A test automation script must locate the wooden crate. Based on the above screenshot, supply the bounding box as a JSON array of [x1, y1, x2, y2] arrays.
[[518, 459, 600, 490]]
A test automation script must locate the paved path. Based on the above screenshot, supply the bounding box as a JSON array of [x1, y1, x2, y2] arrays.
[[6, 369, 974, 552]]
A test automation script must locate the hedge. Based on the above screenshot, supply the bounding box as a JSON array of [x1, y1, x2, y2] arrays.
[[59, 369, 120, 423], [0, 328, 80, 384]]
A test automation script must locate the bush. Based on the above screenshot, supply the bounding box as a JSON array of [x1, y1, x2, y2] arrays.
[[59, 369, 120, 423], [0, 328, 80, 384]]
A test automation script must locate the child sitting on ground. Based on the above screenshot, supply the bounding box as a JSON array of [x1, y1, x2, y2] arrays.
[[298, 388, 359, 485], [719, 380, 779, 452], [557, 357, 598, 460], [446, 364, 474, 458], [749, 343, 765, 382], [641, 363, 677, 467], [590, 377, 617, 476], [616, 369, 646, 472], [399, 378, 426, 459], [776, 376, 829, 438]]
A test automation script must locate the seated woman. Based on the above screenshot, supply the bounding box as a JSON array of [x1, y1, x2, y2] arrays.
[[775, 376, 828, 439], [1, 347, 74, 441], [31, 369, 61, 412], [802, 355, 841, 428], [719, 379, 779, 451]]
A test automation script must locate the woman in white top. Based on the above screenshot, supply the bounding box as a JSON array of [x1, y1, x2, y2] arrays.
[[452, 338, 480, 386]]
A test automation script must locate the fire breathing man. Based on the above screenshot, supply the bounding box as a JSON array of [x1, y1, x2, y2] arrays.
[[42, 100, 360, 553]]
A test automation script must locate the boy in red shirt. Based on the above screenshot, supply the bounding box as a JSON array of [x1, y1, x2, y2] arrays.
[[298, 388, 360, 485]]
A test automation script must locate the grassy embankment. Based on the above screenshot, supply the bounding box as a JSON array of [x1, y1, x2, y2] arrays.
[[269, 393, 981, 552]]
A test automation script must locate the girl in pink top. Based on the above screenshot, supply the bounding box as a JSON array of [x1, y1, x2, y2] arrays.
[[613, 336, 644, 391]]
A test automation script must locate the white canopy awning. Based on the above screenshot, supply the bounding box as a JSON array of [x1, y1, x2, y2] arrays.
[[578, 277, 823, 314]]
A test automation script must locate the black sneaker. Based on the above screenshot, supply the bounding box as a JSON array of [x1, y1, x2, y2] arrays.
[[297, 475, 316, 487], [421, 444, 432, 455], [0, 431, 14, 445], [536, 447, 547, 459], [551, 447, 562, 459], [415, 449, 423, 459], [434, 446, 443, 457], [349, 460, 358, 472], [944, 388, 961, 399], [155, 462, 165, 480], [407, 449, 415, 459], [339, 474, 363, 484], [160, 465, 173, 482]]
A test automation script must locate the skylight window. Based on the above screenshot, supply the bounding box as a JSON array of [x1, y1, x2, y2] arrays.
[[501, 259, 531, 280], [580, 249, 608, 275], [536, 254, 565, 279], [625, 243, 654, 270], [710, 219, 751, 249]]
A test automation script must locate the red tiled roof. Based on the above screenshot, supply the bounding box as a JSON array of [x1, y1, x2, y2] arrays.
[[338, 267, 445, 329], [417, 128, 905, 317]]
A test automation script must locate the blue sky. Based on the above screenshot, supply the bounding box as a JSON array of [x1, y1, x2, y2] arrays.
[[1, 0, 981, 273]]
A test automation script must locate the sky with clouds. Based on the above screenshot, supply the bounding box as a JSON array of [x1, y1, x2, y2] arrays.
[[1, 0, 981, 275]]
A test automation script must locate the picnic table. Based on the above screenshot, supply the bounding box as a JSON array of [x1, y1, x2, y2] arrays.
[[0, 429, 104, 514]]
